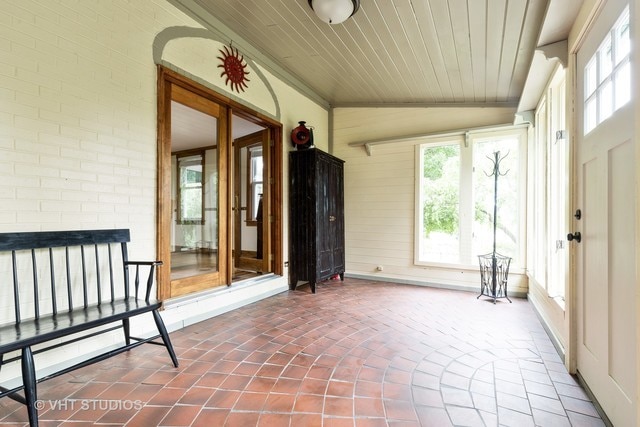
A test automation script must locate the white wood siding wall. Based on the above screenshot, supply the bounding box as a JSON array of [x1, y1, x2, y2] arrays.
[[333, 107, 529, 295]]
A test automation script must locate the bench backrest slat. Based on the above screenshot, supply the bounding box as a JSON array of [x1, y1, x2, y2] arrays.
[[66, 246, 73, 311], [11, 251, 20, 324], [31, 249, 40, 320], [81, 245, 88, 308], [108, 245, 115, 303], [94, 245, 102, 305], [49, 248, 57, 315], [122, 242, 130, 300]]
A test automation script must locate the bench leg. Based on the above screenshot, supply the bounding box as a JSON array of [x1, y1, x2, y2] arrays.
[[122, 318, 131, 346], [152, 310, 179, 368], [22, 347, 38, 427]]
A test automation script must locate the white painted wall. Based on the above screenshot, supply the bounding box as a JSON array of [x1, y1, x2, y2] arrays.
[[333, 107, 530, 296], [0, 0, 327, 383]]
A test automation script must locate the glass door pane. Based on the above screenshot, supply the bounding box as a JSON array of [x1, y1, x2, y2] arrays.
[[166, 86, 228, 296], [232, 127, 268, 282], [171, 147, 218, 280]]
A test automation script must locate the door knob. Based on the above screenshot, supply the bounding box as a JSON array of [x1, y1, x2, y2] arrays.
[[567, 232, 581, 243]]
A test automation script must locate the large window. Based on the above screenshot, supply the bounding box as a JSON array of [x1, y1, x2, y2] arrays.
[[420, 144, 460, 263], [416, 128, 526, 268], [472, 136, 521, 260], [529, 66, 569, 305], [584, 6, 630, 134]]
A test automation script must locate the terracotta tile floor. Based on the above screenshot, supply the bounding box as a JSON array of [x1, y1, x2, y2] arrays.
[[0, 278, 606, 426]]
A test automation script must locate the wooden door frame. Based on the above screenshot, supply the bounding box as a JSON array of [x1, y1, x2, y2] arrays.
[[156, 66, 283, 301], [157, 70, 229, 299], [566, 0, 606, 377], [233, 131, 264, 269]]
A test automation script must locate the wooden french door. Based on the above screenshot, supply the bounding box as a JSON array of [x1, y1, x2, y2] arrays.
[[157, 66, 283, 300], [232, 129, 271, 279], [574, 1, 635, 425], [157, 68, 231, 299]]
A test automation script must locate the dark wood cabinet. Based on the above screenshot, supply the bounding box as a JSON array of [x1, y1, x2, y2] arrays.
[[289, 148, 345, 293]]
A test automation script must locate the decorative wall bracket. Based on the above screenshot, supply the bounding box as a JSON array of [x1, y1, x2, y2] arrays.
[[537, 39, 568, 69]]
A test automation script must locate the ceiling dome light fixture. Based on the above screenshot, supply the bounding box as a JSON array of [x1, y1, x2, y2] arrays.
[[308, 0, 360, 25]]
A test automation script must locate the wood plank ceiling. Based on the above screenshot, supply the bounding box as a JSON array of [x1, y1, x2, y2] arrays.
[[172, 0, 556, 107]]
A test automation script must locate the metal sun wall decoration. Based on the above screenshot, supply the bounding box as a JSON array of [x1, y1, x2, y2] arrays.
[[217, 45, 250, 92]]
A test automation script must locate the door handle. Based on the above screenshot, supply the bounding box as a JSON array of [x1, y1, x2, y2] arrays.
[[567, 232, 581, 243]]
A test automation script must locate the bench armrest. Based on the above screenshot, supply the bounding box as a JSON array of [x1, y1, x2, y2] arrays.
[[125, 260, 164, 267], [124, 260, 163, 302]]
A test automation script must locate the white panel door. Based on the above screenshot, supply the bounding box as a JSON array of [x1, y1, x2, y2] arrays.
[[575, 1, 636, 426]]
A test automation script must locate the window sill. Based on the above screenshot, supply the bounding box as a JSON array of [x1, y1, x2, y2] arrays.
[[414, 259, 525, 275]]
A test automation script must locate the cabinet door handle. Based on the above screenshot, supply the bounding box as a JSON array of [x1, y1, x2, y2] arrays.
[[329, 215, 336, 222]]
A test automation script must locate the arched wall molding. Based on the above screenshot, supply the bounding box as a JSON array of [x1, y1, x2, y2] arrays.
[[153, 26, 281, 120]]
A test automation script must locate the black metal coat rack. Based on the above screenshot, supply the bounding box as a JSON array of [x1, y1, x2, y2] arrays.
[[477, 151, 512, 303]]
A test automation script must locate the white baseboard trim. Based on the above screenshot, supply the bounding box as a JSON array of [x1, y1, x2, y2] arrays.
[[527, 291, 566, 363], [163, 277, 289, 332], [345, 272, 528, 299]]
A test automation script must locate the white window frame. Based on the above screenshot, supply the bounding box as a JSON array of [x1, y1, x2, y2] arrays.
[[528, 65, 569, 307], [584, 5, 631, 134], [414, 126, 528, 271]]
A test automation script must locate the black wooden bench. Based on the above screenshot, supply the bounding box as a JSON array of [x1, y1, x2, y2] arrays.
[[0, 229, 178, 426]]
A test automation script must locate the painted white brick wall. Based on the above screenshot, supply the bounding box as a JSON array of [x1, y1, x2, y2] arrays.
[[0, 0, 330, 386], [0, 0, 204, 238], [0, 0, 204, 382]]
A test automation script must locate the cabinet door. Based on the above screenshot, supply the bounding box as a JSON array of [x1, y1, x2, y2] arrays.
[[329, 159, 345, 272], [289, 150, 315, 286], [316, 154, 333, 277]]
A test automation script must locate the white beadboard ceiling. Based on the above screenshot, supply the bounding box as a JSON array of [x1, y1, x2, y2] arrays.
[[172, 0, 583, 108]]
